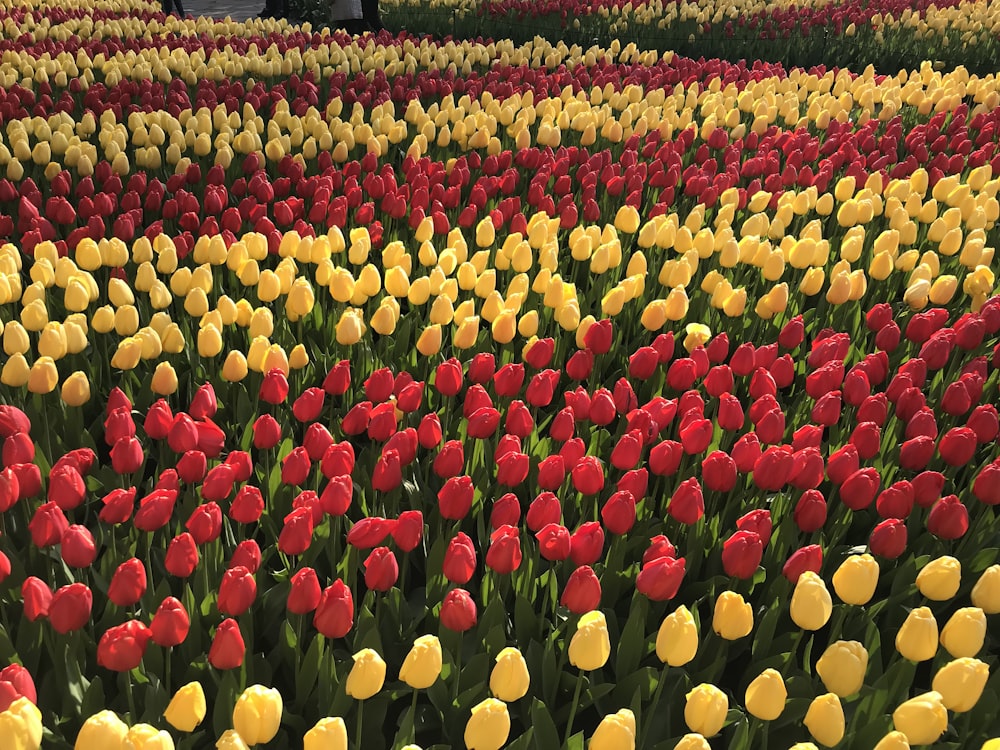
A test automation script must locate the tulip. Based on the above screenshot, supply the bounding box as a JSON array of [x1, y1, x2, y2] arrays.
[[26, 357, 58, 394], [0, 697, 42, 750], [463, 698, 510, 750], [232, 685, 282, 746], [215, 730, 250, 750], [972, 565, 1000, 613], [713, 591, 753, 640], [440, 588, 478, 632], [745, 668, 787, 720], [896, 607, 939, 662], [97, 620, 151, 672], [873, 731, 912, 750], [568, 611, 611, 671], [75, 710, 127, 750], [940, 607, 987, 658], [590, 708, 636, 750], [916, 556, 961, 600], [656, 605, 698, 666], [892, 692, 948, 745], [61, 372, 91, 407], [804, 693, 844, 747], [832, 554, 879, 605], [490, 647, 530, 702], [303, 718, 347, 750], [345, 649, 386, 701], [816, 641, 868, 697], [208, 618, 245, 670], [163, 682, 206, 732], [124, 723, 174, 750], [399, 635, 442, 689], [790, 572, 832, 631], [684, 684, 727, 737]]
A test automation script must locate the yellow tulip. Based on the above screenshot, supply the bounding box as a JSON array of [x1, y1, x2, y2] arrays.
[[790, 572, 832, 631], [713, 591, 753, 640], [215, 730, 250, 750], [345, 649, 386, 701], [683, 323, 711, 353], [197, 325, 224, 358], [27, 357, 58, 394], [335, 309, 366, 346], [37, 322, 68, 360], [75, 711, 128, 750], [3, 322, 30, 355], [673, 735, 711, 750], [123, 724, 174, 750], [916, 556, 961, 600], [873, 731, 911, 750], [289, 344, 309, 370], [590, 709, 635, 750], [164, 682, 207, 732], [464, 699, 510, 750], [490, 648, 530, 702], [491, 310, 517, 344], [656, 605, 698, 666], [832, 554, 879, 605], [303, 718, 347, 750], [416, 325, 442, 356], [896, 607, 938, 662], [568, 611, 611, 671], [61, 371, 91, 407], [744, 669, 786, 721], [1, 354, 30, 388], [399, 635, 443, 689], [614, 205, 640, 234], [0, 698, 43, 750], [816, 641, 868, 697], [684, 684, 727, 737], [940, 607, 986, 658], [151, 363, 179, 396], [232, 685, 282, 746], [932, 658, 989, 712], [892, 692, 948, 746], [804, 693, 844, 747]]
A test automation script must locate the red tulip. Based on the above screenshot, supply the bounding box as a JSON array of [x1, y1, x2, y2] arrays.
[[260, 369, 290, 404], [29, 501, 68, 548], [60, 524, 97, 568], [150, 596, 190, 647], [417, 413, 443, 449], [134, 489, 177, 532], [48, 583, 92, 634], [736, 509, 772, 546], [876, 480, 915, 519], [783, 544, 822, 582], [722, 531, 762, 579], [489, 494, 521, 531], [840, 468, 880, 511], [437, 475, 474, 520], [486, 525, 521, 575], [186, 502, 223, 544], [493, 364, 525, 397], [584, 318, 613, 354], [372, 449, 402, 492], [321, 441, 356, 479], [561, 566, 602, 614], [144, 399, 174, 440], [252, 414, 282, 450], [293, 388, 326, 423], [927, 495, 969, 539], [0, 467, 18, 512], [731, 433, 762, 474], [323, 360, 351, 396], [164, 532, 199, 578], [367, 402, 398, 442], [564, 523, 603, 568], [287, 568, 322, 615], [98, 620, 152, 672], [313, 580, 354, 638], [110, 437, 144, 475], [899, 436, 936, 471], [108, 558, 147, 607], [571, 456, 605, 496], [434, 358, 464, 397], [629, 346, 659, 379], [364, 547, 399, 591], [0, 665, 36, 712], [869, 518, 907, 559], [392, 510, 424, 552], [167, 414, 199, 454], [217, 566, 256, 616], [702, 450, 737, 492], [346, 517, 395, 549], [208, 618, 245, 669], [467, 353, 495, 384], [968, 404, 1000, 443], [440, 588, 478, 632], [525, 492, 560, 532], [342, 401, 373, 435], [279, 507, 315, 556], [230, 485, 264, 524], [826, 444, 860, 485], [601, 490, 636, 535], [793, 490, 827, 532], [939, 426, 978, 466], [497, 451, 530, 487], [230, 541, 262, 574], [636, 555, 686, 601], [668, 478, 704, 525], [364, 368, 395, 402], [48, 464, 86, 511], [104, 408, 136, 447]]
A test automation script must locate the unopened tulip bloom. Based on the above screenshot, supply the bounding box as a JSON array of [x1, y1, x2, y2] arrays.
[[164, 682, 206, 732], [591, 709, 636, 750], [713, 592, 753, 640], [684, 684, 727, 737], [656, 605, 698, 666], [940, 607, 987, 658], [399, 635, 442, 689], [896, 607, 939, 661], [932, 658, 990, 712], [832, 554, 879, 605], [464, 699, 510, 750], [971, 565, 1000, 613], [345, 649, 386, 700], [123, 723, 174, 750], [0, 697, 42, 750], [303, 718, 347, 750], [892, 692, 948, 745], [745, 669, 787, 720], [873, 731, 911, 750], [804, 693, 844, 747], [61, 372, 91, 407], [816, 641, 868, 697], [916, 556, 961, 600], [232, 686, 282, 745], [490, 647, 529, 702], [790, 572, 832, 630], [674, 735, 711, 750], [75, 710, 128, 750], [568, 611, 611, 671], [27, 357, 58, 394], [215, 730, 250, 750]]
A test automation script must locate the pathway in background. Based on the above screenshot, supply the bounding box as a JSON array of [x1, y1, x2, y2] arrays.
[[178, 0, 257, 22]]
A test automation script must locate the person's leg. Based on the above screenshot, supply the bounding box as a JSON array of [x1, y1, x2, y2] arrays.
[[361, 0, 384, 32]]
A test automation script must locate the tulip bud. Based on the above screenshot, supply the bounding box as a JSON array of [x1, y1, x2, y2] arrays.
[[345, 648, 386, 700], [832, 553, 879, 605], [590, 708, 636, 750], [655, 605, 698, 666], [61, 371, 91, 407], [940, 607, 986, 658], [164, 681, 206, 732], [804, 693, 845, 747], [713, 591, 753, 640], [896, 606, 939, 661], [27, 356, 58, 394], [684, 683, 728, 737], [303, 718, 347, 750], [399, 635, 442, 689], [151, 362, 178, 395], [916, 556, 961, 600], [790, 571, 832, 631], [674, 735, 711, 750], [745, 668, 787, 720], [216, 730, 250, 750], [222, 351, 249, 382], [568, 610, 611, 671], [232, 685, 282, 745], [971, 565, 1000, 613], [816, 641, 868, 697], [892, 692, 948, 745], [932, 657, 989, 712], [75, 710, 128, 750], [873, 731, 911, 750], [490, 647, 530, 702], [464, 698, 510, 750]]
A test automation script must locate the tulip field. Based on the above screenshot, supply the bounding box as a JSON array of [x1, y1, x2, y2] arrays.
[[2, 0, 1000, 748]]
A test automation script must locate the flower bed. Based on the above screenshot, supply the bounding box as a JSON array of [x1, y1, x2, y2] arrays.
[[0, 1, 998, 748]]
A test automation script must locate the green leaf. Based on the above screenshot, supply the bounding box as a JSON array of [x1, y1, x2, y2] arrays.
[[615, 598, 648, 677], [296, 634, 324, 699], [530, 697, 560, 750]]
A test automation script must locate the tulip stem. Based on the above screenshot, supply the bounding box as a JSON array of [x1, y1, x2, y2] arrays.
[[452, 638, 463, 704], [124, 671, 137, 722], [355, 698, 365, 750], [409, 687, 419, 744], [165, 646, 172, 698], [563, 670, 585, 747], [640, 664, 669, 748]]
